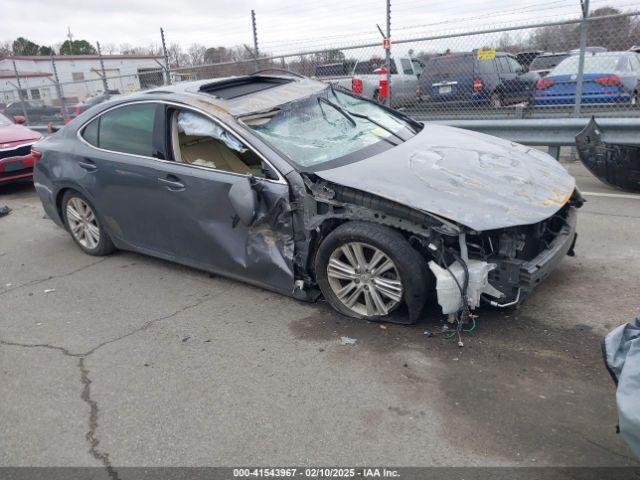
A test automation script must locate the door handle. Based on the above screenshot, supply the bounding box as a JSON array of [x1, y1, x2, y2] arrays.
[[78, 160, 97, 172], [158, 176, 185, 191]]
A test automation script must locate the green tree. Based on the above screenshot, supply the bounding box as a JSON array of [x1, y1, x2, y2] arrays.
[[12, 37, 40, 56], [59, 39, 97, 55], [38, 45, 54, 56]]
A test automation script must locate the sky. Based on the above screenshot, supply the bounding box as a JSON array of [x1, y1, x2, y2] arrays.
[[3, 0, 638, 57]]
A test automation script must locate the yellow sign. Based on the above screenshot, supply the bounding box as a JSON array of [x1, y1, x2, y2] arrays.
[[477, 48, 496, 60]]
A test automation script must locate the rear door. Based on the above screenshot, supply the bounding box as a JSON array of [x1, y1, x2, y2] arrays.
[[75, 101, 175, 254]]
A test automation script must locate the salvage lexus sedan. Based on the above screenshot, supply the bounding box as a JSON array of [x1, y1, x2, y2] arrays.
[[32, 73, 582, 323]]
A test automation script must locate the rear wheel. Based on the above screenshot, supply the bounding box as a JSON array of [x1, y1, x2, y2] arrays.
[[632, 91, 639, 107], [62, 190, 115, 256], [315, 222, 429, 322]]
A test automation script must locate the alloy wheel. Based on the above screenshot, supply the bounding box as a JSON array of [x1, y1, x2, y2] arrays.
[[66, 197, 100, 250], [326, 242, 403, 317]]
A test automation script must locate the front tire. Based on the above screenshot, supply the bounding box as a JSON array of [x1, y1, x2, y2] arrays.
[[315, 222, 429, 322], [62, 190, 115, 256], [490, 92, 503, 109]]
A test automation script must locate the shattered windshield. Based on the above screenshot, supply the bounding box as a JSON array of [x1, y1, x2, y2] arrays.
[[243, 88, 416, 169]]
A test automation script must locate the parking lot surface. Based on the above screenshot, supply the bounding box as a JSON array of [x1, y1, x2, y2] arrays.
[[1, 161, 639, 469]]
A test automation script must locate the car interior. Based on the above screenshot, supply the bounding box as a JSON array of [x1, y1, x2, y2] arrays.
[[169, 109, 271, 179]]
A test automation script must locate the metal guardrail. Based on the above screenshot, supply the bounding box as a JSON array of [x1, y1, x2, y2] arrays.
[[430, 117, 640, 158]]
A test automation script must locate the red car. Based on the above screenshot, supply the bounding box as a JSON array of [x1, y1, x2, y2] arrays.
[[0, 113, 42, 184]]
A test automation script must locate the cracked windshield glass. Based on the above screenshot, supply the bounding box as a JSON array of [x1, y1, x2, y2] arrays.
[[244, 89, 416, 168]]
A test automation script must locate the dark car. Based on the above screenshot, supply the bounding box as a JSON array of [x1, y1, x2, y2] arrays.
[[0, 112, 42, 184], [1, 100, 60, 124], [534, 51, 640, 106], [32, 74, 581, 323], [418, 51, 538, 108], [516, 50, 543, 68], [528, 52, 570, 77]]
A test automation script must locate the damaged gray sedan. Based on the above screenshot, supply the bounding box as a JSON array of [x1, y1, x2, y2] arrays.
[[32, 72, 583, 323]]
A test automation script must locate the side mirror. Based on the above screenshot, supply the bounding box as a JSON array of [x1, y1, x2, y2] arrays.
[[13, 115, 26, 124], [228, 177, 258, 226]]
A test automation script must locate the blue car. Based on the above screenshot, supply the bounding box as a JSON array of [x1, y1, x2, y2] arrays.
[[534, 51, 640, 106]]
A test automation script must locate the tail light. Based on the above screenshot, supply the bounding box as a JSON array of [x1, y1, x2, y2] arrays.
[[31, 149, 42, 162], [74, 105, 81, 115], [352, 78, 363, 94], [473, 78, 483, 92], [594, 75, 621, 87], [536, 78, 555, 90], [378, 68, 388, 98]]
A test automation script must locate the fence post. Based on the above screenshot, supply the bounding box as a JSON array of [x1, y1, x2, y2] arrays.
[[251, 10, 260, 72], [50, 55, 68, 121], [11, 60, 30, 123], [96, 42, 110, 94], [573, 0, 590, 117], [385, 0, 391, 107], [160, 27, 171, 85]]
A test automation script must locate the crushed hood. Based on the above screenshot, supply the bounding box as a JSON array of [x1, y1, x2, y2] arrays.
[[315, 124, 576, 231]]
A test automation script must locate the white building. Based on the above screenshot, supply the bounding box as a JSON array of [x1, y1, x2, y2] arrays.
[[0, 54, 165, 106]]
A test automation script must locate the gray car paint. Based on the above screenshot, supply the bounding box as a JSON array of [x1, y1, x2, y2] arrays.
[[314, 124, 576, 231], [33, 76, 579, 314], [33, 94, 299, 296]]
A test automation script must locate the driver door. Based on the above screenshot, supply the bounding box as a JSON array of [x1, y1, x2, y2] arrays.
[[155, 105, 296, 293]]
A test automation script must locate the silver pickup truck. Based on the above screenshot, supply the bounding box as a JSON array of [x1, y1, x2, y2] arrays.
[[314, 57, 424, 108]]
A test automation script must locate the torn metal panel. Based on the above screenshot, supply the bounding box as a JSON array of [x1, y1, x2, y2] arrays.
[[315, 124, 576, 231], [603, 317, 640, 460], [575, 117, 640, 192]]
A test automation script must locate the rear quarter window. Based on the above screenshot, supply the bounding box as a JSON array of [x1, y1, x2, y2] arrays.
[[81, 103, 158, 157]]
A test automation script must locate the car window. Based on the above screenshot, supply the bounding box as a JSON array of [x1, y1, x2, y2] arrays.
[[400, 58, 413, 75], [551, 54, 623, 75], [170, 109, 273, 179], [82, 103, 157, 157], [507, 57, 524, 73], [529, 54, 568, 71], [244, 88, 416, 169], [497, 56, 511, 73]]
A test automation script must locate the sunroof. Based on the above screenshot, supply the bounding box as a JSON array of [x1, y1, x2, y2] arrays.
[[199, 76, 293, 100]]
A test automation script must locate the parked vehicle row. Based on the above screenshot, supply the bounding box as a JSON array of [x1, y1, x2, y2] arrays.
[[317, 48, 640, 110]]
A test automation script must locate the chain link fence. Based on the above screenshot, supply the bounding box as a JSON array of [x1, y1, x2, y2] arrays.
[[2, 8, 639, 126]]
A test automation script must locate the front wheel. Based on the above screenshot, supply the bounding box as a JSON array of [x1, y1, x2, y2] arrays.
[[315, 222, 429, 322], [62, 190, 115, 256]]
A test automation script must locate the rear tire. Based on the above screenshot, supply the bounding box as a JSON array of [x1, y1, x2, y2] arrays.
[[315, 222, 429, 322], [62, 190, 115, 256]]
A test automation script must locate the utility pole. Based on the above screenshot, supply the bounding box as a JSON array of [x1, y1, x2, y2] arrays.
[[11, 60, 29, 123], [573, 0, 590, 117], [385, 0, 391, 107], [66, 26, 74, 54], [96, 42, 109, 94], [160, 27, 171, 85], [50, 54, 68, 120], [251, 10, 260, 72]]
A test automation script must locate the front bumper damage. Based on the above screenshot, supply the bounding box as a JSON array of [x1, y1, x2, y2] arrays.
[[428, 200, 580, 315]]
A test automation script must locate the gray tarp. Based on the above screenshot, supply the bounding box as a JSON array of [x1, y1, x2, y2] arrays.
[[603, 316, 640, 459]]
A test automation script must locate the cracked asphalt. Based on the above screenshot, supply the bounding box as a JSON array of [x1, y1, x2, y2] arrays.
[[1, 161, 639, 472]]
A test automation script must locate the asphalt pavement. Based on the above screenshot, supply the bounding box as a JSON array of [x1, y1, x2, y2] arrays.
[[1, 161, 639, 471]]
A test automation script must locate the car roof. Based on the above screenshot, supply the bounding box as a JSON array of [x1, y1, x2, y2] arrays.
[[142, 73, 328, 117]]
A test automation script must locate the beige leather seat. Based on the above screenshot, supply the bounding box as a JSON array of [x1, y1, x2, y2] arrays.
[[172, 112, 251, 175]]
